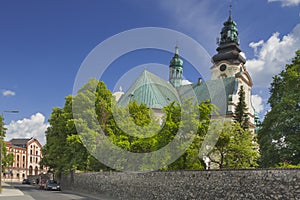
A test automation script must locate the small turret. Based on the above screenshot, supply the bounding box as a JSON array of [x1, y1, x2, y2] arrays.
[[169, 46, 183, 88]]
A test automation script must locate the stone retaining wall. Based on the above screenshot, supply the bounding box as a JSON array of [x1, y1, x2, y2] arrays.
[[61, 169, 300, 200]]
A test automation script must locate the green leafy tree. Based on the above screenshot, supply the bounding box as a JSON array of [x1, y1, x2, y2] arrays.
[[163, 100, 214, 170], [44, 78, 215, 172], [258, 50, 300, 167], [233, 86, 250, 130], [42, 92, 107, 175], [207, 121, 259, 169], [0, 116, 14, 172]]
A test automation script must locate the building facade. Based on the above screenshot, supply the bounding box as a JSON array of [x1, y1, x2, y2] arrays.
[[4, 138, 46, 181]]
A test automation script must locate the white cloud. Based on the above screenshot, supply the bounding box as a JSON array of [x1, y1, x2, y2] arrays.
[[247, 23, 300, 88], [251, 94, 264, 114], [249, 40, 264, 56], [5, 113, 49, 145], [268, 0, 300, 6], [2, 89, 16, 97]]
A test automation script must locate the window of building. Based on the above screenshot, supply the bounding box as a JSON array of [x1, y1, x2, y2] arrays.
[[29, 166, 33, 175], [30, 150, 32, 155], [34, 166, 38, 175], [30, 157, 32, 163], [36, 157, 38, 163], [17, 155, 19, 161]]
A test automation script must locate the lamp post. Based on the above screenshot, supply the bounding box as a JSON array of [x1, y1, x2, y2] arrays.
[[0, 110, 19, 192]]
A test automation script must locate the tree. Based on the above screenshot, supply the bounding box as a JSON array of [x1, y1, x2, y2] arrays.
[[42, 92, 107, 175], [163, 99, 214, 170], [258, 50, 300, 167], [43, 78, 215, 172], [0, 116, 14, 173], [207, 121, 259, 169], [233, 85, 250, 130]]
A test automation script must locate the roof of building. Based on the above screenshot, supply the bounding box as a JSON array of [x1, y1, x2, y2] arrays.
[[177, 77, 236, 115], [10, 138, 32, 147], [212, 11, 246, 65], [118, 69, 237, 115], [169, 46, 183, 67], [118, 70, 180, 109]]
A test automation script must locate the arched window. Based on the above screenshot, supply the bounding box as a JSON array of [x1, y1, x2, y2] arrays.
[[29, 166, 33, 175], [34, 166, 38, 175]]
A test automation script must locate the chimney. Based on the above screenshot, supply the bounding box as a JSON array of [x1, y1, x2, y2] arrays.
[[198, 78, 202, 85]]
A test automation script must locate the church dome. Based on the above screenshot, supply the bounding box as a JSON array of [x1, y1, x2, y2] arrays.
[[170, 46, 183, 66]]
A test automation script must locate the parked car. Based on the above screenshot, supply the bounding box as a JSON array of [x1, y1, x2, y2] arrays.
[[39, 179, 46, 189], [44, 180, 61, 191], [22, 179, 30, 184]]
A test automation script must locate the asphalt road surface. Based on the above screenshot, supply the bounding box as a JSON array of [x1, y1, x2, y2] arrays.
[[12, 183, 112, 200]]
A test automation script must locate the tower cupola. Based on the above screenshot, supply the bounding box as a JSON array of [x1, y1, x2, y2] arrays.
[[169, 46, 183, 88], [220, 9, 239, 46], [212, 6, 246, 65]]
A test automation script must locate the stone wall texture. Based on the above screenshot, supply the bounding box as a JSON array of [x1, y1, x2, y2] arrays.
[[61, 169, 300, 200]]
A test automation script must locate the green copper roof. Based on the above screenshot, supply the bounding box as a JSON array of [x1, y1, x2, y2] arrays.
[[220, 12, 239, 46], [169, 46, 183, 67], [118, 71, 237, 115], [178, 77, 237, 115], [118, 70, 180, 109], [169, 46, 183, 88]]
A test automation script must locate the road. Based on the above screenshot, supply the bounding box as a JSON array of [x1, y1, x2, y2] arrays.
[[11, 183, 112, 200]]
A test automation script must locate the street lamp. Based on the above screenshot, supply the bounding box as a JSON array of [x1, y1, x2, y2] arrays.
[[0, 110, 19, 193]]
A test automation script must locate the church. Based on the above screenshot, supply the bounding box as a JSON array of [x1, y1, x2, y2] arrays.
[[114, 12, 257, 131]]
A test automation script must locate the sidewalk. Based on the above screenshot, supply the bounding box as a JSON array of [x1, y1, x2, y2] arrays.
[[0, 182, 34, 200]]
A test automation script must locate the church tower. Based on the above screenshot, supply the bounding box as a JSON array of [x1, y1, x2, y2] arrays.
[[211, 7, 246, 80], [211, 7, 255, 129], [169, 46, 183, 88]]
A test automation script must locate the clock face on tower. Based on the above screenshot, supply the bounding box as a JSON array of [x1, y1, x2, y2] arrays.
[[220, 64, 227, 72]]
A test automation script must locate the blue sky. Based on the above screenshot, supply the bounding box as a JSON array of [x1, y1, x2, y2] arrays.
[[1, 0, 300, 144]]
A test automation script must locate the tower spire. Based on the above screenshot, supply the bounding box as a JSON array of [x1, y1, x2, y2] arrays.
[[212, 4, 246, 65], [229, 1, 232, 20], [219, 3, 239, 46], [175, 45, 179, 55]]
